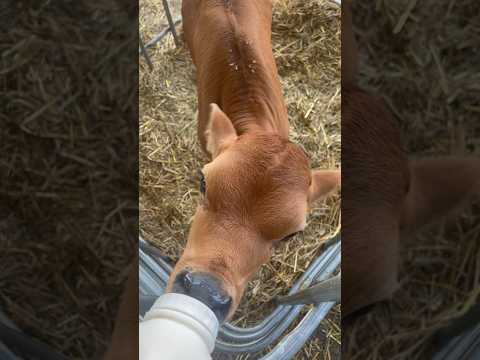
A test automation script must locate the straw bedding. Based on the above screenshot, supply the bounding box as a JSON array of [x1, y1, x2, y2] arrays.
[[344, 1, 480, 359], [140, 0, 340, 358]]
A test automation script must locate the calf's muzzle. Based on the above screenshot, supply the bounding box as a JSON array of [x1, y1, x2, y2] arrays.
[[172, 270, 232, 322]]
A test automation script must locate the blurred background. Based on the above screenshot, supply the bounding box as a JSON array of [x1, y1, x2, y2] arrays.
[[345, 1, 480, 359], [0, 1, 138, 358]]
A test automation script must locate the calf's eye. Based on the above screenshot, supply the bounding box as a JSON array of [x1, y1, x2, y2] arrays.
[[282, 231, 300, 241], [273, 232, 302, 249], [199, 171, 206, 194]]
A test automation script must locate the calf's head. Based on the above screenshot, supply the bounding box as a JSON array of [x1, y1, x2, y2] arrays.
[[167, 104, 340, 321]]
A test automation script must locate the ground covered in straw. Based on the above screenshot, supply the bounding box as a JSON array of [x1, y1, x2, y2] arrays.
[[140, 0, 340, 358], [345, 1, 480, 359]]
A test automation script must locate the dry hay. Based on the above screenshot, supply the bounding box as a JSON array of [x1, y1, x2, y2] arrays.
[[139, 0, 340, 358], [0, 1, 137, 359], [344, 1, 480, 359]]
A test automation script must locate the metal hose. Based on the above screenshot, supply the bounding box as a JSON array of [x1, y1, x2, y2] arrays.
[[260, 301, 335, 360], [220, 242, 339, 342], [216, 242, 340, 353]]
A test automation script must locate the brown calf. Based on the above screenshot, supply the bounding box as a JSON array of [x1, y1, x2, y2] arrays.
[[165, 0, 340, 321], [342, 0, 480, 317]]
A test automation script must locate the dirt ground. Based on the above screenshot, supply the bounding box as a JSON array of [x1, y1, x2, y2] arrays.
[[139, 0, 341, 359]]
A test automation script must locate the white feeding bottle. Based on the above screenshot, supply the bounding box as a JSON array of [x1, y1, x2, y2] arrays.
[[139, 293, 219, 360]]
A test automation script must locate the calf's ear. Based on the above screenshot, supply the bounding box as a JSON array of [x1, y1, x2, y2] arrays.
[[401, 157, 480, 232], [308, 169, 341, 203], [205, 103, 237, 158]]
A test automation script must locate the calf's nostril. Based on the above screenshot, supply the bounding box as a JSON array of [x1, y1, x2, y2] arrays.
[[171, 270, 232, 322], [177, 270, 193, 290]]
